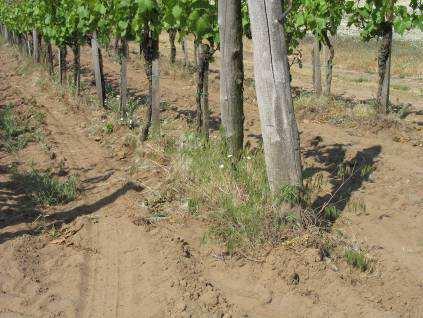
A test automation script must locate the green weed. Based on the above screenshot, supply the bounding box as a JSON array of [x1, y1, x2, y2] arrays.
[[12, 168, 79, 206], [324, 205, 340, 222], [0, 103, 45, 152], [163, 136, 177, 156], [0, 104, 30, 151], [391, 84, 410, 92], [352, 103, 377, 119], [187, 197, 200, 216], [352, 77, 369, 83], [104, 92, 143, 128], [48, 225, 61, 239], [344, 249, 369, 272], [172, 132, 307, 254], [348, 199, 367, 215], [360, 164, 375, 178], [103, 122, 114, 134]]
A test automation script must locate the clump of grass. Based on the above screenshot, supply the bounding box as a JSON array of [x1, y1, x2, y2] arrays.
[[0, 104, 30, 151], [352, 103, 377, 119], [324, 205, 340, 222], [104, 84, 145, 128], [48, 225, 61, 239], [12, 168, 79, 206], [103, 122, 114, 134], [294, 93, 351, 124], [352, 77, 369, 83], [391, 84, 410, 92], [348, 199, 367, 215], [171, 132, 305, 254], [328, 36, 422, 78], [360, 163, 375, 179], [0, 103, 45, 152], [344, 249, 369, 272], [293, 93, 411, 134]]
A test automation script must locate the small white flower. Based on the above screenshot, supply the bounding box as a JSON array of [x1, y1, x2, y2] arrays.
[[227, 154, 233, 158], [246, 156, 252, 160], [219, 164, 224, 169]]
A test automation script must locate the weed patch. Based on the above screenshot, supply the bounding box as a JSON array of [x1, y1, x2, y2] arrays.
[[0, 103, 44, 152], [165, 132, 315, 254], [104, 84, 146, 128], [293, 93, 413, 135], [0, 104, 29, 151], [344, 249, 369, 272], [12, 167, 79, 206], [352, 77, 369, 83], [391, 84, 410, 92]]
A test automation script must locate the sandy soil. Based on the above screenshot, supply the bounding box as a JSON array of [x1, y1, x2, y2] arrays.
[[1, 38, 423, 318]]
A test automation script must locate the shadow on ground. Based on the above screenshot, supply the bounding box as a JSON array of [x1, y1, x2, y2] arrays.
[[303, 143, 382, 225], [0, 165, 143, 244]]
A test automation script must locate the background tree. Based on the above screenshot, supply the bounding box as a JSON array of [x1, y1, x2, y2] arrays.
[[347, 0, 422, 113], [295, 0, 346, 96], [136, 0, 162, 141], [57, 0, 94, 94], [2, 0, 33, 55], [32, 0, 57, 75], [172, 0, 219, 138], [79, 0, 110, 107], [108, 0, 137, 117], [162, 0, 179, 64], [34, 0, 73, 85]]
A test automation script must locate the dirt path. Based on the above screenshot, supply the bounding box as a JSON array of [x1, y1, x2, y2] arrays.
[[1, 41, 423, 318], [0, 46, 236, 317]]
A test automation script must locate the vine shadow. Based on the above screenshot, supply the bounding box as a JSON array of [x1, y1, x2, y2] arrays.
[[304, 143, 382, 226], [0, 163, 142, 244]]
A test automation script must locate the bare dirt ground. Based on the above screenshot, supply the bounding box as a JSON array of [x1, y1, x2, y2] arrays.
[[1, 36, 423, 318]]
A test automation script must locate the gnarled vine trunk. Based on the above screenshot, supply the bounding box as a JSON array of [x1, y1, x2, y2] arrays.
[[323, 33, 334, 96], [312, 36, 322, 96], [182, 37, 189, 67], [32, 29, 40, 63], [72, 44, 81, 95], [168, 29, 177, 64], [59, 46, 67, 85], [141, 31, 160, 141], [247, 0, 303, 191], [91, 32, 106, 107], [377, 25, 393, 114], [218, 0, 245, 159], [196, 43, 211, 138], [5, 27, 10, 43], [46, 41, 54, 76], [119, 39, 129, 117], [25, 34, 32, 56], [194, 42, 199, 67]]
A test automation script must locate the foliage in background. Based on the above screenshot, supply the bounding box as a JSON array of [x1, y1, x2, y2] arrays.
[[295, 0, 346, 42], [169, 0, 218, 47], [346, 0, 423, 39]]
